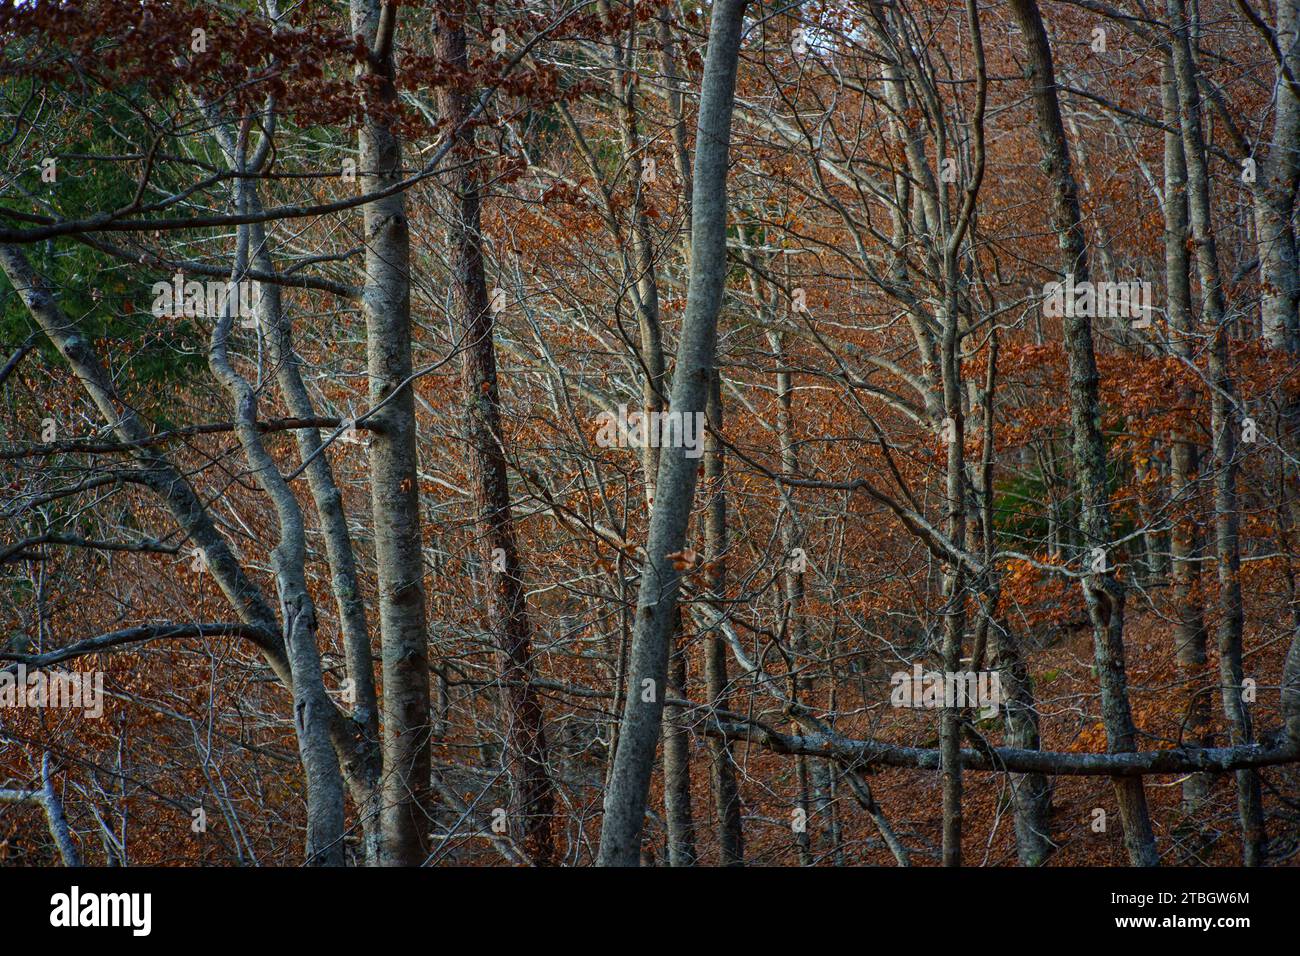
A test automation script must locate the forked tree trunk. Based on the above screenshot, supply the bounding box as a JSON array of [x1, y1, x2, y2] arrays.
[[188, 93, 384, 857], [209, 202, 346, 865]]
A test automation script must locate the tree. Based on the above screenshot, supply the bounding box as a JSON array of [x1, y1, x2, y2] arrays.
[[4, 0, 1300, 870]]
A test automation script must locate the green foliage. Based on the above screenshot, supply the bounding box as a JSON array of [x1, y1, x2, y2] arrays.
[[0, 80, 204, 394], [992, 448, 1136, 552]]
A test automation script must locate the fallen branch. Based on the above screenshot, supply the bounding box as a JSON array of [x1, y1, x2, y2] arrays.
[[707, 719, 1300, 777]]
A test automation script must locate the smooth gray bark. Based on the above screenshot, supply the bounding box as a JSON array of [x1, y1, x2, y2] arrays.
[[939, 299, 965, 868], [250, 214, 383, 861], [596, 0, 748, 866], [194, 98, 384, 859], [209, 201, 346, 865], [1161, 56, 1213, 821], [1254, 0, 1300, 349], [351, 0, 431, 866], [663, 626, 698, 865]]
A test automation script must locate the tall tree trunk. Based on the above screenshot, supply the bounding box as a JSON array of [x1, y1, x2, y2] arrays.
[[1255, 0, 1300, 350], [768, 328, 819, 864], [596, 0, 748, 866], [703, 368, 744, 865], [434, 8, 556, 866], [192, 91, 385, 857], [209, 204, 346, 865], [597, 4, 695, 859], [663, 620, 697, 865], [939, 307, 965, 867], [1161, 55, 1213, 824], [1167, 0, 1266, 864], [352, 0, 431, 866], [252, 220, 383, 861], [1007, 0, 1159, 866], [0, 244, 354, 864]]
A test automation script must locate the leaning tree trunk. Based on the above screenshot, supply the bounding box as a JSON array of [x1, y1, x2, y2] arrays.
[[0, 244, 353, 864], [596, 0, 748, 866], [434, 10, 556, 866], [1007, 0, 1159, 866]]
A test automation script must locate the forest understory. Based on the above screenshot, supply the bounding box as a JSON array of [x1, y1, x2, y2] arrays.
[[2, 0, 1300, 868]]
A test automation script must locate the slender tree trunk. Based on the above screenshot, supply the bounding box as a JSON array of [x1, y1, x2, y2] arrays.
[[703, 368, 744, 865], [598, 8, 695, 858], [939, 301, 965, 868], [657, 0, 693, 236], [254, 232, 384, 862], [1255, 0, 1300, 350], [1161, 56, 1213, 823], [40, 754, 81, 867], [434, 9, 555, 866], [663, 622, 697, 865], [209, 204, 346, 866], [597, 0, 748, 866], [1167, 0, 1266, 864], [768, 328, 821, 864], [1007, 0, 1159, 866]]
